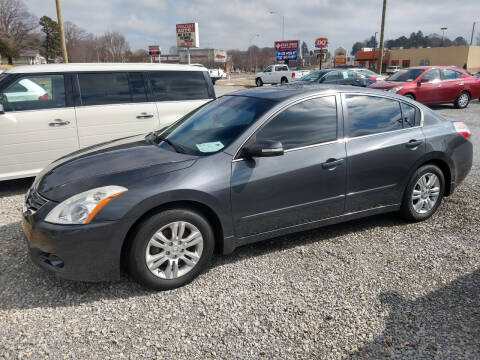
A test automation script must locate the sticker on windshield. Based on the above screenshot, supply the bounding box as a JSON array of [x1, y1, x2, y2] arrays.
[[196, 141, 224, 153]]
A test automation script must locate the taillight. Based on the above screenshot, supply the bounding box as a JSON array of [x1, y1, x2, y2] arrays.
[[370, 77, 377, 81], [453, 121, 471, 139], [38, 94, 49, 101], [292, 72, 295, 78]]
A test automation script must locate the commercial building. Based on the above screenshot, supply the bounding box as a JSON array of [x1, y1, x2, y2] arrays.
[[355, 46, 480, 73], [177, 48, 229, 69]]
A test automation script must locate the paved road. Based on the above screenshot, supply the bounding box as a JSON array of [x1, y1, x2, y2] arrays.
[[0, 99, 479, 359], [214, 85, 247, 96]]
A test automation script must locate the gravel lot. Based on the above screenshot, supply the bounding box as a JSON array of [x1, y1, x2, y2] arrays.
[[0, 93, 479, 359]]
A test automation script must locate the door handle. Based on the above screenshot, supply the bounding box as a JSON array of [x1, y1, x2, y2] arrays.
[[49, 119, 70, 127], [136, 112, 154, 119], [321, 158, 344, 170], [406, 139, 423, 148]]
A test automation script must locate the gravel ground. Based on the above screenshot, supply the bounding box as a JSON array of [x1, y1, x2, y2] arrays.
[[0, 99, 479, 359]]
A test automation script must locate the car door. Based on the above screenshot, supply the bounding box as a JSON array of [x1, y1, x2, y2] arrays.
[[261, 66, 274, 84], [415, 69, 442, 103], [74, 72, 159, 148], [231, 95, 346, 238], [440, 69, 464, 102], [147, 70, 213, 128], [343, 94, 425, 212], [0, 73, 79, 181]]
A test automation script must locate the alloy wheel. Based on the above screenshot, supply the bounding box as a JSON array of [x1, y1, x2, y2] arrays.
[[411, 173, 441, 214], [458, 93, 469, 108], [145, 221, 204, 279]]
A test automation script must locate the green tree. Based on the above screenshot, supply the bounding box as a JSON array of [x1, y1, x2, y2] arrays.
[[351, 41, 364, 56], [301, 41, 309, 59], [39, 16, 61, 62]]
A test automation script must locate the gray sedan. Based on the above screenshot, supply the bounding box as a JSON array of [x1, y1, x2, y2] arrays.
[[22, 85, 473, 290]]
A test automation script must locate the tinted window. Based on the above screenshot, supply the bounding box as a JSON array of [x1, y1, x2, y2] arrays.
[[323, 71, 340, 81], [422, 69, 441, 82], [255, 96, 337, 150], [0, 74, 66, 111], [387, 68, 424, 82], [346, 95, 403, 137], [401, 102, 419, 127], [442, 69, 462, 80], [79, 72, 132, 106], [340, 70, 355, 79], [300, 71, 328, 82], [157, 95, 274, 156], [149, 71, 210, 101], [129, 72, 147, 102]]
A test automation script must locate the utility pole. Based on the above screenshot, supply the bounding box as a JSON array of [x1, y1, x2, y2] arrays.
[[269, 11, 285, 40], [55, 0, 68, 63], [471, 22, 477, 46], [374, 32, 378, 50], [376, 0, 387, 74]]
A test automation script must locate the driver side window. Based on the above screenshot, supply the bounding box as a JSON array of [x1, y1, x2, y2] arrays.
[[421, 69, 441, 82]]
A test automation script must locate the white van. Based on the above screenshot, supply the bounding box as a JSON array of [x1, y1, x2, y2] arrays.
[[0, 63, 215, 181]]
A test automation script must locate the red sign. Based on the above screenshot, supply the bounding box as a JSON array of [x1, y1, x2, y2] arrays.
[[274, 40, 299, 51], [176, 23, 195, 33], [315, 38, 328, 48]]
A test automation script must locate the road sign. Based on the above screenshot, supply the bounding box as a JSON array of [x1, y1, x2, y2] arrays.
[[274, 40, 299, 51], [314, 38, 328, 48], [276, 50, 298, 61], [148, 45, 160, 56], [176, 23, 199, 48]]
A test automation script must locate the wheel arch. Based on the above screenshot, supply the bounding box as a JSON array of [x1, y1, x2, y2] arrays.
[[405, 154, 454, 197]]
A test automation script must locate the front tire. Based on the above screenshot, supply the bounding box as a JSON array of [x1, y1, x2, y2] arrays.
[[454, 91, 470, 109], [128, 209, 215, 290], [255, 78, 263, 87], [400, 164, 445, 222]]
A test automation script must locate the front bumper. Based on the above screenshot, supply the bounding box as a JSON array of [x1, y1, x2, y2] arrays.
[[22, 207, 132, 282]]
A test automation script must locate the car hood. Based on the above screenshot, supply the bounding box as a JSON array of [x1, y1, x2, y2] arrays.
[[34, 134, 197, 201], [368, 80, 408, 90]]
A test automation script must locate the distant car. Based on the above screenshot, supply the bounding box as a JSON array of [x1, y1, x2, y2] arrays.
[[369, 66, 480, 108], [2, 77, 49, 102], [298, 68, 378, 87], [386, 66, 401, 74], [255, 64, 299, 86], [22, 84, 473, 290], [208, 68, 227, 84]]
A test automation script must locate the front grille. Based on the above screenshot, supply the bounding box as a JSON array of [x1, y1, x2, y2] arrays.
[[25, 188, 48, 213]]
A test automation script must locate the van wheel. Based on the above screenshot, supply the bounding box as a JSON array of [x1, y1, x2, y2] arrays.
[[128, 209, 215, 290], [400, 164, 445, 222], [255, 78, 263, 87], [454, 91, 470, 109], [281, 77, 288, 84]]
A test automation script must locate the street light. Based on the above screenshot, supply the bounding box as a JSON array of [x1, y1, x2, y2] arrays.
[[471, 22, 477, 46], [269, 11, 285, 40], [441, 27, 448, 46], [374, 31, 378, 50]]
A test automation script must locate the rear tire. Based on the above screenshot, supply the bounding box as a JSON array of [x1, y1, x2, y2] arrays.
[[454, 91, 470, 109], [400, 164, 445, 222], [255, 78, 263, 87], [128, 209, 215, 290], [280, 77, 288, 84]]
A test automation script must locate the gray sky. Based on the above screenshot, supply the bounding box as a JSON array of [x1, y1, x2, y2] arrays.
[[26, 0, 479, 54]]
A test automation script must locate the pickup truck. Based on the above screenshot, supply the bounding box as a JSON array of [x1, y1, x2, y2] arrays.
[[208, 68, 227, 84], [255, 64, 307, 86]]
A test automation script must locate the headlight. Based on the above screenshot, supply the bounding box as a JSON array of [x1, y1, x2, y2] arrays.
[[45, 186, 127, 225], [389, 86, 403, 93]]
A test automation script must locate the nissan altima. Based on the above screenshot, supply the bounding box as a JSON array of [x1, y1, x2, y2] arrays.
[[22, 85, 473, 290]]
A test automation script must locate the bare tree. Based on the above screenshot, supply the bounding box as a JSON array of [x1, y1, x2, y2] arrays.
[[0, 0, 37, 62], [98, 31, 130, 62], [64, 21, 88, 61]]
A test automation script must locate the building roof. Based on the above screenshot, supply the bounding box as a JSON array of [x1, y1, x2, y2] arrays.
[[5, 62, 207, 74]]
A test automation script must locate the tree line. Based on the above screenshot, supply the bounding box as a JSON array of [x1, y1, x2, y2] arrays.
[[351, 30, 475, 56]]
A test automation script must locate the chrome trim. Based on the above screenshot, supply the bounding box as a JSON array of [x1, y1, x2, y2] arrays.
[[284, 139, 344, 153]]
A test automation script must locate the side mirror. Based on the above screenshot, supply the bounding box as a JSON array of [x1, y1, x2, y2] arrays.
[[418, 78, 429, 86], [243, 140, 284, 158], [0, 103, 4, 115]]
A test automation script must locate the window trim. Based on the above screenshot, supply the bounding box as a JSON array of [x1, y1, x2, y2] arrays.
[[341, 92, 424, 141], [233, 93, 342, 161]]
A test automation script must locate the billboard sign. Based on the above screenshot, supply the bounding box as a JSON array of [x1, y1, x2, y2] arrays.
[[214, 49, 227, 63], [148, 45, 160, 56], [176, 23, 199, 48], [274, 40, 299, 61], [314, 38, 328, 48]]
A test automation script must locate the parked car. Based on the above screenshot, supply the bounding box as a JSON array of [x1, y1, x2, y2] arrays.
[[0, 63, 215, 181], [208, 68, 227, 84], [386, 65, 401, 74], [255, 64, 299, 86], [298, 68, 378, 87], [369, 66, 480, 108], [22, 84, 472, 290]]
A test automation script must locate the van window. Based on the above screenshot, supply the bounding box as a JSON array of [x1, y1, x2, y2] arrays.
[[346, 95, 403, 137], [0, 74, 66, 111], [149, 71, 210, 101], [78, 72, 136, 106]]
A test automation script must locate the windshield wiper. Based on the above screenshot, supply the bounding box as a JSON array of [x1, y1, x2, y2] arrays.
[[154, 134, 186, 154]]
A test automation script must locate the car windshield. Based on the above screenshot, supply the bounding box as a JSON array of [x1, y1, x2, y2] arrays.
[[299, 71, 328, 82], [0, 73, 8, 83], [153, 95, 275, 156], [387, 68, 424, 82]]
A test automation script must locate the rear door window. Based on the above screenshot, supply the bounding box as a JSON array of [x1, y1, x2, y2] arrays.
[[148, 71, 210, 101], [78, 72, 132, 106], [400, 102, 420, 127], [441, 69, 462, 80], [0, 74, 66, 111], [345, 95, 403, 137], [323, 71, 340, 82]]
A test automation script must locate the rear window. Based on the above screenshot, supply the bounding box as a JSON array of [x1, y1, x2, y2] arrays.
[[78, 72, 146, 106], [148, 71, 210, 101]]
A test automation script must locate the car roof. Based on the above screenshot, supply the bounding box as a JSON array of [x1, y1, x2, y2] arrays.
[[226, 83, 408, 102], [5, 63, 207, 74]]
